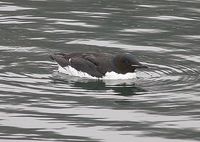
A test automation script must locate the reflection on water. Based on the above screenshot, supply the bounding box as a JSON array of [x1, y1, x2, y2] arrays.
[[52, 72, 147, 96], [0, 0, 200, 142]]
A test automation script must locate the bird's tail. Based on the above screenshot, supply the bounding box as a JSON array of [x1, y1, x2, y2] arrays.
[[49, 54, 69, 67], [49, 54, 55, 60]]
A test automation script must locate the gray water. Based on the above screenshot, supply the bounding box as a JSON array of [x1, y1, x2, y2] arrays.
[[0, 0, 200, 142]]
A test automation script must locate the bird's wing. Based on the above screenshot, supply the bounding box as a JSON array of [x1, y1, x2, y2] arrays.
[[83, 53, 114, 74], [50, 53, 108, 77], [82, 54, 100, 66], [70, 57, 104, 78]]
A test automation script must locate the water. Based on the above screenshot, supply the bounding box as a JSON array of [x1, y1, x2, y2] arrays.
[[0, 0, 200, 141]]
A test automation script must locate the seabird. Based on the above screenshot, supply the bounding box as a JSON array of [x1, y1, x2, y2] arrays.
[[50, 52, 147, 78]]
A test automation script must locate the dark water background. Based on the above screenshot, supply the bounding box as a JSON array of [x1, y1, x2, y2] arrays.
[[0, 0, 200, 142]]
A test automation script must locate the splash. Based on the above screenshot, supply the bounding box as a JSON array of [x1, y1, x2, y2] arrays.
[[58, 65, 136, 80]]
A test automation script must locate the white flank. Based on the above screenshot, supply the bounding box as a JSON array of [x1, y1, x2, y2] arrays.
[[58, 65, 136, 80]]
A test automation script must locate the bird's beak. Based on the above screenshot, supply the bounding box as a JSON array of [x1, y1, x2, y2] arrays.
[[131, 64, 148, 69]]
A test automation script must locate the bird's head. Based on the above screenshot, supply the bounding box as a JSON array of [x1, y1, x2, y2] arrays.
[[114, 53, 148, 73]]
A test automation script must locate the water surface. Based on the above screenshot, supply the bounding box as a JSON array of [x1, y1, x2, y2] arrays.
[[0, 0, 200, 142]]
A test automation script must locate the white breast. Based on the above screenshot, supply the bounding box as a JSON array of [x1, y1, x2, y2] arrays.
[[58, 65, 136, 80]]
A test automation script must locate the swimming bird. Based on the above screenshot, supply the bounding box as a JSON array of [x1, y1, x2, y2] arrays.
[[50, 52, 147, 78]]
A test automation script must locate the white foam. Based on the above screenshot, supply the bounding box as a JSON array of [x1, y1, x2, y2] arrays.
[[58, 65, 136, 80]]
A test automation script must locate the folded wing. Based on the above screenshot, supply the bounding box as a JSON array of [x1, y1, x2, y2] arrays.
[[50, 53, 104, 77]]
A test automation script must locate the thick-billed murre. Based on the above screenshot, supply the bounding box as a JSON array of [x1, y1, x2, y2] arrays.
[[50, 52, 147, 78]]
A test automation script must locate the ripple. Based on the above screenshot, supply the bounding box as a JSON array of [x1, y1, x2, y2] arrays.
[[68, 11, 110, 19], [180, 35, 200, 40], [0, 5, 36, 11], [136, 61, 200, 94], [0, 15, 39, 24], [0, 20, 35, 24], [28, 37, 47, 40], [121, 28, 168, 33], [143, 16, 195, 21], [0, 15, 45, 20], [47, 17, 99, 28], [54, 21, 99, 28], [67, 39, 170, 52], [44, 29, 91, 34], [0, 46, 39, 53], [47, 18, 78, 22], [70, 11, 110, 16], [137, 5, 159, 8], [174, 54, 200, 63], [187, 8, 200, 13]]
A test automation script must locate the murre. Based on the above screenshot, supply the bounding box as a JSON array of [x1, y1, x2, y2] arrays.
[[50, 52, 148, 78]]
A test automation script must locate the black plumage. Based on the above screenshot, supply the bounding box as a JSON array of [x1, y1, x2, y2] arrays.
[[50, 52, 147, 78]]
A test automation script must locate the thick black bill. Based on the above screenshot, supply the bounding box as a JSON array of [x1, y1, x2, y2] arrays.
[[131, 64, 148, 69]]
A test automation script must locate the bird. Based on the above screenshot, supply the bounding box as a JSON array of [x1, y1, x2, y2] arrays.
[[50, 52, 148, 78]]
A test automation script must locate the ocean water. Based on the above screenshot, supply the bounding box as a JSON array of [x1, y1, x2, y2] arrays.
[[0, 0, 200, 142]]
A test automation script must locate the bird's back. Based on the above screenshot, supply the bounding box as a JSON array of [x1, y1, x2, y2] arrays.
[[50, 52, 115, 77]]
